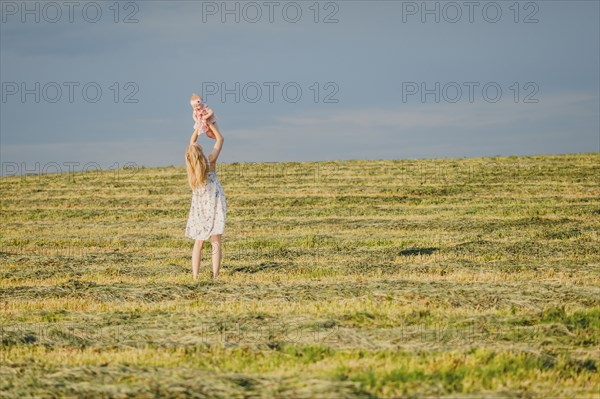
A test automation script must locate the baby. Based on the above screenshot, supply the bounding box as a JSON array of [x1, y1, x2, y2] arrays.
[[190, 93, 217, 139]]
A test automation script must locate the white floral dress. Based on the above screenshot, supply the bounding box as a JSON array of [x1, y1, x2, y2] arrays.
[[185, 170, 227, 240]]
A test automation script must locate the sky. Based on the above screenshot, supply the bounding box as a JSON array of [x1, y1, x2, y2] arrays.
[[1, 0, 599, 174]]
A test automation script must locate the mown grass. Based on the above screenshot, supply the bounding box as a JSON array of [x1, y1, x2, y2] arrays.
[[0, 152, 599, 398]]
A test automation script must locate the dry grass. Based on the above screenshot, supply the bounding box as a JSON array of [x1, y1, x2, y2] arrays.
[[1, 153, 599, 398]]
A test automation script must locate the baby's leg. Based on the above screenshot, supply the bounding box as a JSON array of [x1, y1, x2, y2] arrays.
[[206, 121, 219, 138], [205, 126, 215, 139]]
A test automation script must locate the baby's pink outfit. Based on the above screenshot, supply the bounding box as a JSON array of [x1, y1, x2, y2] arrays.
[[193, 105, 215, 134]]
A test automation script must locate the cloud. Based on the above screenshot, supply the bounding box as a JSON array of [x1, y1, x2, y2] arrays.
[[1, 139, 183, 174], [0, 20, 142, 58], [275, 91, 599, 130], [2, 91, 598, 173]]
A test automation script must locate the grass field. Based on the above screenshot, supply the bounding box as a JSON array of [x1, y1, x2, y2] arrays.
[[1, 152, 599, 398]]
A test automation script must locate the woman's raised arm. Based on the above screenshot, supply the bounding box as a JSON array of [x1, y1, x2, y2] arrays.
[[189, 129, 199, 146], [207, 122, 224, 162]]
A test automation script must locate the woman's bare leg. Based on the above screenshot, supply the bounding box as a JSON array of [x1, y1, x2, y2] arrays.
[[210, 234, 222, 278], [192, 239, 203, 280]]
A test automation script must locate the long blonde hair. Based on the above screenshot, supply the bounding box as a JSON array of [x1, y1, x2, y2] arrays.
[[185, 143, 209, 190]]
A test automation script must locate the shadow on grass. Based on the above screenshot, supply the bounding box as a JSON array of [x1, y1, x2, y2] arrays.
[[229, 261, 288, 274], [398, 247, 439, 256]]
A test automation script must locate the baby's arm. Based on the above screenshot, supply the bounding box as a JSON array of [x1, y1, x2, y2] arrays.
[[204, 108, 216, 127]]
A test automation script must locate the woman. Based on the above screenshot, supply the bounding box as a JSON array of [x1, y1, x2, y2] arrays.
[[184, 119, 226, 280]]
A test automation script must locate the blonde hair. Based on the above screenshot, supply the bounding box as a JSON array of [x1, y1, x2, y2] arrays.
[[191, 93, 201, 102], [185, 143, 209, 190]]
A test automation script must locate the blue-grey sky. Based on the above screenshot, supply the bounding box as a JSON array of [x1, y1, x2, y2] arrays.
[[1, 0, 598, 173]]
